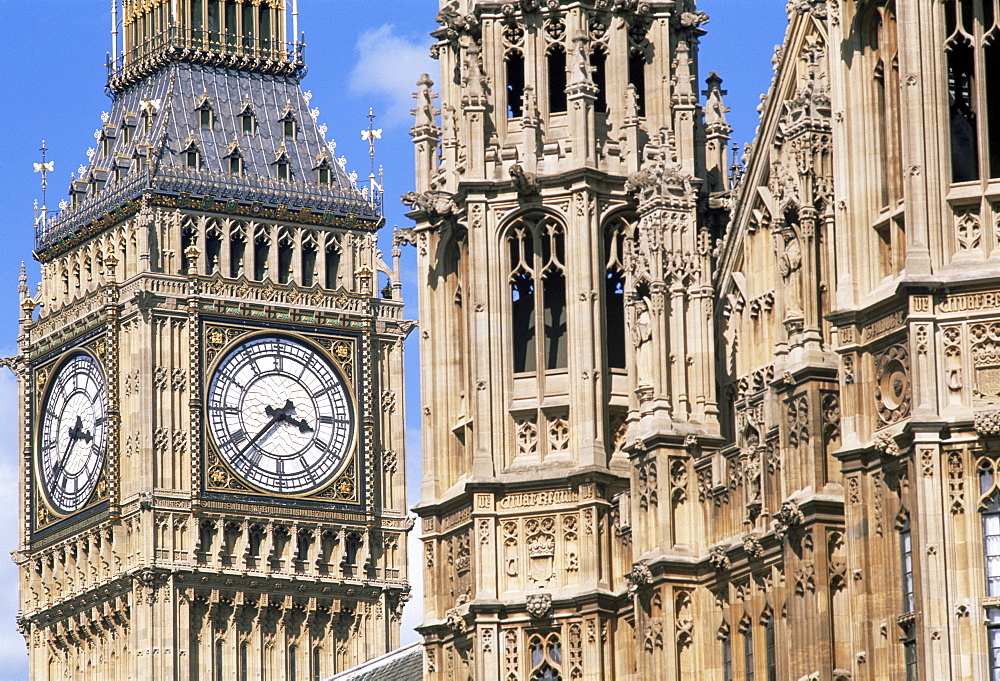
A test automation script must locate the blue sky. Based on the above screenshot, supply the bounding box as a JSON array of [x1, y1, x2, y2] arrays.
[[0, 2, 787, 678]]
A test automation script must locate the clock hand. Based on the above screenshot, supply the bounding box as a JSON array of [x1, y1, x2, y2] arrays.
[[52, 415, 85, 482], [234, 400, 295, 460], [284, 415, 313, 434]]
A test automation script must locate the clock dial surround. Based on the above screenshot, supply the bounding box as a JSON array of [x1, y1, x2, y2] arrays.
[[39, 352, 109, 516], [206, 335, 355, 495]]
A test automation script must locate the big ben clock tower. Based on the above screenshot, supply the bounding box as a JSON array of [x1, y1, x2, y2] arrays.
[[13, 2, 412, 680]]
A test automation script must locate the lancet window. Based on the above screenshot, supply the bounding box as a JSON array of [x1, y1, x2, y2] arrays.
[[897, 512, 917, 680], [869, 1, 902, 207], [721, 629, 733, 681], [629, 49, 647, 117], [899, 513, 914, 612], [740, 619, 756, 681], [591, 44, 608, 114], [508, 215, 568, 374], [277, 231, 294, 284], [603, 216, 630, 370], [214, 639, 224, 681], [742, 619, 755, 681], [548, 46, 567, 113], [325, 238, 341, 289], [254, 231, 270, 280], [943, 0, 1000, 182], [763, 612, 776, 681], [301, 235, 318, 287], [239, 641, 249, 681], [981, 462, 1000, 680], [506, 50, 526, 119], [528, 633, 562, 681]]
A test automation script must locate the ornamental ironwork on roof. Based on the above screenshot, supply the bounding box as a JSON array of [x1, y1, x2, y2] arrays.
[[35, 1, 379, 258]]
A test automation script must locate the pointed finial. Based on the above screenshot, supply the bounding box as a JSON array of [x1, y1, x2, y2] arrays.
[[33, 141, 54, 211], [361, 108, 384, 210], [18, 262, 28, 300]]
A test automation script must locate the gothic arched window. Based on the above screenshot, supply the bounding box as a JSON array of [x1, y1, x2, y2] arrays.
[[941, 0, 1000, 181], [547, 45, 567, 113], [214, 639, 224, 681], [741, 618, 755, 681], [506, 49, 526, 119], [239, 641, 249, 681], [719, 626, 733, 681], [629, 49, 647, 117], [508, 216, 568, 374], [870, 1, 902, 207], [528, 633, 563, 681], [603, 216, 630, 369], [983, 487, 1000, 680]]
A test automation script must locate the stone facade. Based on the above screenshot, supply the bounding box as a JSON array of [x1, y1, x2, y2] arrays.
[[408, 1, 1000, 680], [13, 2, 411, 680]]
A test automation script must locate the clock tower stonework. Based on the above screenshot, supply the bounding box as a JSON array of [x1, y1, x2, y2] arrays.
[[13, 2, 412, 680]]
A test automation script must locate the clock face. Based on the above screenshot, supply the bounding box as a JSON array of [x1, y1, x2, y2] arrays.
[[206, 335, 355, 494], [39, 353, 109, 515]]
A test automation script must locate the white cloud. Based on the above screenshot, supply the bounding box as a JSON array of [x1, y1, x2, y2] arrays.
[[349, 25, 437, 128]]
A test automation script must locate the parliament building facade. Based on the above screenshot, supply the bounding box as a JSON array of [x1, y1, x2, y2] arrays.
[[406, 1, 1000, 680], [13, 0, 1000, 680]]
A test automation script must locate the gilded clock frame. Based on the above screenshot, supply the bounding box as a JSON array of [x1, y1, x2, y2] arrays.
[[200, 322, 365, 505], [32, 337, 114, 529]]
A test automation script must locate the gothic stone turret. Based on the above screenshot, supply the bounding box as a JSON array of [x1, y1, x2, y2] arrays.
[[407, 1, 724, 679]]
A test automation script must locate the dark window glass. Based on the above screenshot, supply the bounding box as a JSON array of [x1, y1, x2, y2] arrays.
[[548, 47, 567, 113], [629, 51, 647, 116], [591, 47, 607, 113], [948, 30, 978, 182], [901, 522, 915, 611], [507, 51, 526, 118]]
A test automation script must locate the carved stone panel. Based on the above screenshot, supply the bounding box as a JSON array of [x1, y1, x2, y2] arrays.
[[971, 322, 1000, 407], [874, 344, 911, 426]]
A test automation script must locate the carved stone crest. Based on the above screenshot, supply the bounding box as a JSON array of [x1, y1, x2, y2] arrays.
[[525, 592, 552, 619]]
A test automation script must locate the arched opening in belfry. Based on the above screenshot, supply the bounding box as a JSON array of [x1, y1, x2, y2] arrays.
[[629, 49, 647, 116], [540, 220, 567, 370], [301, 240, 317, 287], [509, 223, 537, 374], [547, 45, 567, 113], [325, 239, 341, 289], [603, 217, 630, 369], [254, 235, 270, 281], [506, 49, 526, 119], [277, 238, 294, 284], [591, 45, 608, 114], [230, 232, 246, 278]]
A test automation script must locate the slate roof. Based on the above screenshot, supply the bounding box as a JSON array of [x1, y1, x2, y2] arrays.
[[326, 642, 424, 681], [38, 61, 376, 251]]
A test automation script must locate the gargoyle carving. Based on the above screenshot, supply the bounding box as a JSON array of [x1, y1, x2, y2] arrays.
[[509, 163, 540, 196]]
